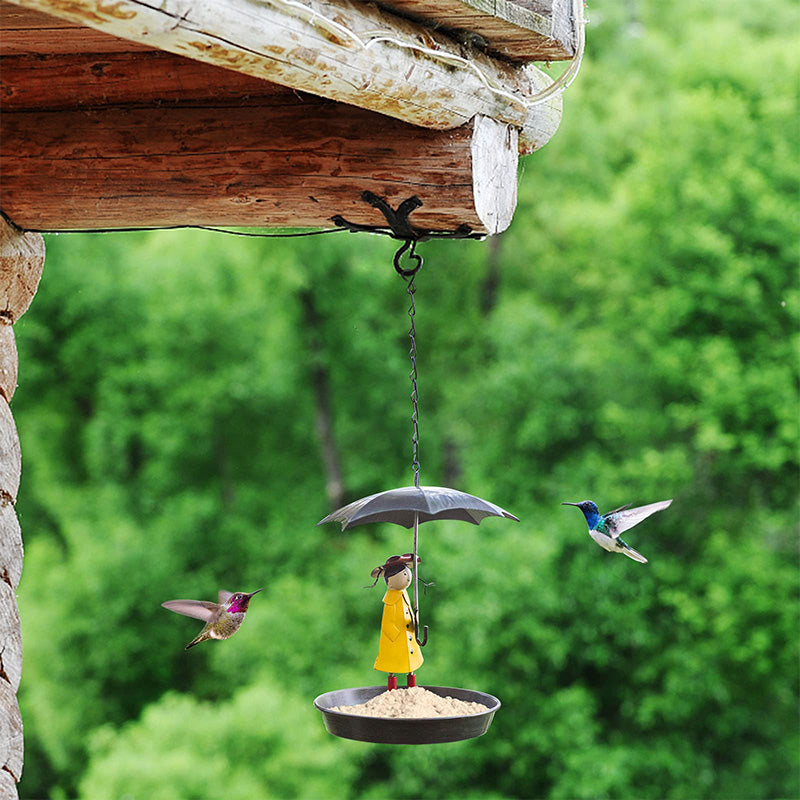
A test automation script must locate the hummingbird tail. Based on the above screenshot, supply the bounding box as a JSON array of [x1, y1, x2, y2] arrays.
[[620, 541, 648, 564], [185, 632, 210, 650]]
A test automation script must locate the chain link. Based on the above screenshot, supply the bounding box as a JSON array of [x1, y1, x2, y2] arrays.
[[407, 273, 421, 488]]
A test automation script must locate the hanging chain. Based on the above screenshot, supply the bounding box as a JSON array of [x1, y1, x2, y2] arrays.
[[394, 239, 423, 489], [407, 273, 421, 489], [395, 238, 427, 646]]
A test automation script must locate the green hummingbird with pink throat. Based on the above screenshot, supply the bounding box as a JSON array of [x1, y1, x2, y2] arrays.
[[162, 588, 263, 649]]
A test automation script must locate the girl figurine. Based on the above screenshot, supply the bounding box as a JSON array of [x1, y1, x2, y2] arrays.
[[370, 554, 423, 690]]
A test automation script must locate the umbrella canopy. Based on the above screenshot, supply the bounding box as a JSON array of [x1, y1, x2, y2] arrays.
[[317, 485, 519, 530]]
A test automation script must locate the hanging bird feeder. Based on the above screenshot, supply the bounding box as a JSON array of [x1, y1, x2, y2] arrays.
[[314, 685, 501, 745], [314, 197, 517, 744]]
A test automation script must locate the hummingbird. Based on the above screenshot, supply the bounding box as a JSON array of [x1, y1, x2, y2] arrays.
[[162, 589, 263, 649], [561, 499, 672, 563]]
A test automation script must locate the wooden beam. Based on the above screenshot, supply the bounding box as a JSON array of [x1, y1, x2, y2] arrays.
[[0, 504, 23, 596], [0, 384, 21, 509], [0, 679, 23, 788], [0, 214, 43, 800], [375, 0, 577, 61], [0, 213, 44, 323], [0, 580, 22, 692], [0, 326, 18, 403], [0, 56, 519, 233], [0, 50, 295, 109], [1, 0, 576, 61], [4, 0, 562, 155], [0, 1, 154, 53]]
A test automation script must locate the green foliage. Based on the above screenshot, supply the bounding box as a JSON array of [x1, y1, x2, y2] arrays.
[[12, 0, 799, 798], [79, 683, 363, 799]]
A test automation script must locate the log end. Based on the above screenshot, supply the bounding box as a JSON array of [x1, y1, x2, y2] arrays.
[[0, 215, 45, 324], [471, 115, 519, 235]]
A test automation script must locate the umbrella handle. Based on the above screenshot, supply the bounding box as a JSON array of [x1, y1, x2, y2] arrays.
[[415, 622, 428, 647], [411, 511, 428, 647]]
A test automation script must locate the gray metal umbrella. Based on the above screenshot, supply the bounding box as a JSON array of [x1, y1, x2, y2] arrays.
[[318, 485, 518, 646], [316, 485, 518, 530]]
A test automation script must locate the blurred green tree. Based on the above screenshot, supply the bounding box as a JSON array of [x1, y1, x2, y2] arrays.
[[11, 0, 798, 797]]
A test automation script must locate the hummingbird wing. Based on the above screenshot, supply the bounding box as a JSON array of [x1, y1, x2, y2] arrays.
[[218, 591, 233, 605], [605, 500, 672, 539], [604, 503, 631, 515], [161, 599, 219, 621]]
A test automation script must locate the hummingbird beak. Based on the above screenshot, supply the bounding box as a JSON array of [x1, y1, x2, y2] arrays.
[[561, 502, 580, 506], [247, 588, 265, 598]]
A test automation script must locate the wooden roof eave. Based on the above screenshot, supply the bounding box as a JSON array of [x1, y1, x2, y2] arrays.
[[3, 0, 565, 156], [1, 0, 583, 234], [373, 0, 578, 62]]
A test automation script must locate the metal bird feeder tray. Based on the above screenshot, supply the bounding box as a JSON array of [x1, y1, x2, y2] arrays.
[[313, 198, 517, 744], [313, 685, 501, 745]]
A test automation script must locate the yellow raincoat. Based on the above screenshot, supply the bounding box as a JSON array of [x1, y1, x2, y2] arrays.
[[374, 588, 424, 674]]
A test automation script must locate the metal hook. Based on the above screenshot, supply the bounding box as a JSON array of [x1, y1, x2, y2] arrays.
[[415, 621, 428, 648], [415, 577, 434, 644], [394, 239, 423, 279]]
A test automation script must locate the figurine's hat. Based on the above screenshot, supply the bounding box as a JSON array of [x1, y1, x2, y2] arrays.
[[369, 553, 421, 584]]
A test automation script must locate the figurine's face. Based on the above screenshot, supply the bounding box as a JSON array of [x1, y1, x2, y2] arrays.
[[386, 566, 412, 590]]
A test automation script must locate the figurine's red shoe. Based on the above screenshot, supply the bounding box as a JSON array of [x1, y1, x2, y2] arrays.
[[406, 673, 417, 688], [387, 675, 397, 690]]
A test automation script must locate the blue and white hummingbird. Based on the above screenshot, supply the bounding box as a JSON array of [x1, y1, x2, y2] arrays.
[[561, 499, 672, 563]]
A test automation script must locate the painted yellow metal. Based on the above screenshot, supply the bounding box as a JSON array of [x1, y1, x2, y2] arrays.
[[374, 588, 424, 675]]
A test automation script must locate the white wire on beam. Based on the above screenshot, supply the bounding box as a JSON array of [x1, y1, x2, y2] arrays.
[[259, 0, 586, 110]]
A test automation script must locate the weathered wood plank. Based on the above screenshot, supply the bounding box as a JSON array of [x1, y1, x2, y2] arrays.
[[5, 0, 562, 154], [0, 583, 21, 693], [0, 100, 519, 233], [0, 679, 22, 785], [0, 221, 43, 325], [375, 0, 577, 60], [0, 765, 18, 800], [0, 505, 23, 592], [0, 0, 154, 54], [0, 25, 153, 54], [0, 51, 297, 110], [472, 114, 518, 234], [0, 400, 20, 506], [0, 0, 574, 60], [0, 326, 17, 403], [0, 0, 79, 27], [0, 213, 29, 800], [0, 217, 44, 324]]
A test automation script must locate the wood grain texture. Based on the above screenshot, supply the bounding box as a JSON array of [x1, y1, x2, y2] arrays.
[[0, 400, 20, 506], [0, 217, 45, 324], [1, 0, 574, 60], [547, 0, 577, 55], [0, 99, 518, 232], [4, 0, 562, 154], [0, 505, 23, 592], [0, 50, 293, 110], [0, 679, 22, 785], [0, 327, 17, 404], [375, 0, 576, 60], [472, 114, 518, 234], [0, 766, 18, 800], [0, 583, 21, 693], [0, 0, 153, 54]]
